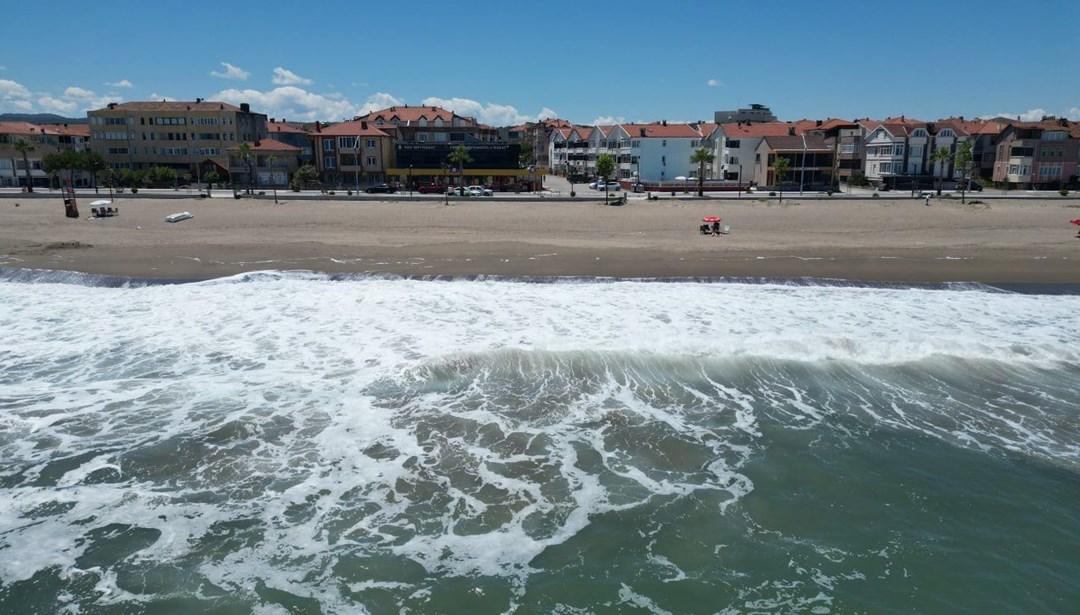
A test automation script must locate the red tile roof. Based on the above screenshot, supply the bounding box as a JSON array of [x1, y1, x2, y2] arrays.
[[0, 121, 45, 136], [355, 105, 476, 126], [571, 126, 593, 140], [595, 125, 617, 137], [621, 123, 703, 138], [101, 101, 246, 112], [229, 140, 301, 152], [41, 124, 90, 137], [267, 120, 310, 135], [720, 121, 806, 137], [315, 120, 392, 137]]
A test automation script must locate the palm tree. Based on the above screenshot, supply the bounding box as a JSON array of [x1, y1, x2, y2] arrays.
[[691, 148, 716, 197], [13, 139, 35, 193], [929, 147, 951, 196], [235, 142, 255, 194], [773, 155, 790, 203], [596, 154, 616, 205], [447, 145, 472, 193]]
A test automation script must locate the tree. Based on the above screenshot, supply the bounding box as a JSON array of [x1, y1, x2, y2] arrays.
[[43, 149, 82, 188], [13, 139, 35, 192], [929, 146, 951, 195], [204, 170, 220, 190], [596, 154, 616, 205], [295, 164, 319, 186], [691, 148, 716, 197], [773, 155, 790, 203], [81, 151, 107, 194], [954, 140, 974, 204], [235, 143, 255, 194], [447, 145, 473, 193], [146, 166, 177, 187]]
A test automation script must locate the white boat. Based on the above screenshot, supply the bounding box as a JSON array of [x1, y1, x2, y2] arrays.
[[165, 211, 193, 223]]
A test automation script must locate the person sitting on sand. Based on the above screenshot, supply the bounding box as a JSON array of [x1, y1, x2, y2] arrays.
[[712, 220, 721, 236]]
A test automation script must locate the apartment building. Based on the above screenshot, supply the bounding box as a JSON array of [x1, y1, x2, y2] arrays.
[[992, 119, 1080, 189], [310, 120, 395, 186], [714, 104, 777, 124], [87, 99, 268, 179], [353, 105, 497, 146], [0, 121, 91, 188], [707, 121, 808, 186], [614, 122, 705, 182]]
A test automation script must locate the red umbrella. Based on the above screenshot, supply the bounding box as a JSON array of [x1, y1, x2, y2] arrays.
[[1071, 218, 1080, 226], [703, 216, 721, 223]]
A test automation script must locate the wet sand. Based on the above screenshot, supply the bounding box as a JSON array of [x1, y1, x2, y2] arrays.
[[1, 195, 1079, 283]]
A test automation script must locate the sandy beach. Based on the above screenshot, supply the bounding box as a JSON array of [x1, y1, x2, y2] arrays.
[[1, 194, 1079, 283]]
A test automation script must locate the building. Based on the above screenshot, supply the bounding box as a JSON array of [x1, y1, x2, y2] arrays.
[[310, 120, 395, 187], [613, 122, 707, 183], [714, 104, 777, 125], [708, 121, 809, 187], [227, 140, 302, 188], [389, 142, 537, 191], [752, 135, 835, 190], [87, 99, 268, 180], [806, 119, 865, 184], [265, 119, 315, 165], [992, 118, 1080, 189], [0, 121, 92, 188], [353, 105, 497, 145]]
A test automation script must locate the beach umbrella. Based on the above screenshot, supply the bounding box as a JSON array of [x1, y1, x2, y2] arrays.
[[1071, 218, 1080, 226], [89, 199, 112, 206], [702, 216, 721, 223]]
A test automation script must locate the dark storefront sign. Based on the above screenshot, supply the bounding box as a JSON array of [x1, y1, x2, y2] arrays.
[[396, 143, 521, 170]]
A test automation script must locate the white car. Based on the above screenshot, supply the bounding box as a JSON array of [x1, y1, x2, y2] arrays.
[[466, 185, 493, 197], [599, 181, 621, 191]]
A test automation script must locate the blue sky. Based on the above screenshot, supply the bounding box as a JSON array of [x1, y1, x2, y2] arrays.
[[2, 0, 1078, 125]]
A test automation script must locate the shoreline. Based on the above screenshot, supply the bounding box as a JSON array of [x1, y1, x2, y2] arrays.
[[3, 196, 1079, 285]]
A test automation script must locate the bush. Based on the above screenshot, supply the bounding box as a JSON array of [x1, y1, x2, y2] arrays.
[[258, 191, 265, 195], [768, 191, 776, 196], [1060, 188, 1070, 196], [347, 190, 353, 196], [871, 192, 880, 198], [328, 190, 335, 195], [570, 191, 576, 197], [827, 189, 834, 196], [130, 187, 138, 194]]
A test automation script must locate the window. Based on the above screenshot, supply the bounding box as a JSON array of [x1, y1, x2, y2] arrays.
[[323, 139, 335, 152], [417, 133, 429, 142], [338, 136, 357, 149], [939, 129, 954, 138], [434, 133, 447, 142], [418, 118, 428, 126], [912, 129, 927, 138], [631, 140, 641, 148], [1043, 131, 1066, 141], [728, 156, 739, 165], [910, 145, 923, 158], [726, 139, 741, 149], [104, 117, 126, 125], [661, 140, 667, 147], [366, 139, 376, 148], [366, 156, 377, 166], [691, 140, 699, 147], [1039, 164, 1062, 177], [840, 143, 855, 154], [324, 156, 336, 169], [434, 117, 444, 127], [893, 144, 904, 156]]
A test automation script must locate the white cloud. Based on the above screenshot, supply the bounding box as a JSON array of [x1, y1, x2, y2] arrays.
[[106, 79, 134, 88], [0, 78, 32, 101], [8, 100, 32, 111], [537, 107, 558, 120], [981, 107, 1080, 122], [420, 96, 557, 126], [592, 115, 625, 125], [358, 92, 405, 115], [63, 86, 96, 100], [37, 96, 78, 114], [149, 92, 176, 102], [212, 86, 362, 121], [272, 67, 313, 86], [707, 79, 722, 87], [211, 61, 250, 81]]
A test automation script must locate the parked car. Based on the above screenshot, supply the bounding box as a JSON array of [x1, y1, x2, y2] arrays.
[[446, 186, 465, 196], [600, 181, 621, 191], [467, 185, 493, 197], [965, 180, 983, 192], [365, 184, 397, 194], [588, 179, 602, 189], [417, 183, 442, 194]]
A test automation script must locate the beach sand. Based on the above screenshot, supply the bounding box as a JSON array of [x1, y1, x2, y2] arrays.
[[1, 195, 1079, 283]]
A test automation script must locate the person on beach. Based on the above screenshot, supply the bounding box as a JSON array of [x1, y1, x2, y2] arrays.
[[925, 194, 931, 207], [712, 220, 721, 236]]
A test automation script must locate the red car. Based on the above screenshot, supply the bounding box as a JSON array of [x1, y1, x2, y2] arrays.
[[416, 183, 443, 194]]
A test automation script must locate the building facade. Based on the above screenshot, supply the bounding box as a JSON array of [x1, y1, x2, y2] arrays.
[[87, 100, 268, 179], [992, 119, 1080, 189], [0, 121, 91, 188], [310, 120, 395, 186], [714, 104, 777, 125], [753, 135, 835, 190]]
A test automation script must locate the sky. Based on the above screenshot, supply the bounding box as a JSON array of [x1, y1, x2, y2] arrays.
[[1, 0, 1078, 126]]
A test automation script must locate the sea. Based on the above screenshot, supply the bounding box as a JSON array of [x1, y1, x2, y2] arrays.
[[1, 270, 1078, 614]]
